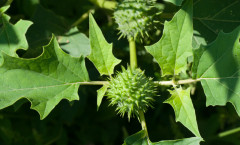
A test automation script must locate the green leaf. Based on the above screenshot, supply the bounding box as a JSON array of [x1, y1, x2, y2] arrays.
[[163, 0, 183, 6], [145, 0, 193, 76], [97, 85, 108, 110], [0, 5, 10, 13], [152, 137, 202, 145], [0, 11, 32, 63], [164, 87, 201, 137], [0, 35, 89, 119], [88, 14, 121, 76], [123, 130, 148, 145], [59, 27, 91, 57], [193, 0, 240, 43], [194, 26, 240, 116]]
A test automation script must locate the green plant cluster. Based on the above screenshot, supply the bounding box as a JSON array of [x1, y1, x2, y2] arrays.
[[0, 0, 240, 145]]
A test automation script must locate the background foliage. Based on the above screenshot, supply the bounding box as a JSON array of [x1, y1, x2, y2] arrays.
[[0, 0, 240, 145]]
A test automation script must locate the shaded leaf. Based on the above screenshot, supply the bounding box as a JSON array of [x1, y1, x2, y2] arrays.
[[194, 26, 240, 116], [146, 0, 193, 76], [123, 130, 148, 145], [26, 5, 69, 49], [88, 13, 121, 76], [0, 35, 89, 119], [193, 0, 240, 43], [164, 87, 201, 137], [97, 85, 108, 110], [59, 27, 91, 57], [123, 130, 202, 145]]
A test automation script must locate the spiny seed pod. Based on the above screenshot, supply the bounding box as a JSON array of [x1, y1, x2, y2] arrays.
[[107, 66, 157, 120], [114, 0, 160, 40]]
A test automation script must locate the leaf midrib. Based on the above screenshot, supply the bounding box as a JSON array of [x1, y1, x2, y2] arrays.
[[0, 82, 80, 93], [173, 10, 188, 76]]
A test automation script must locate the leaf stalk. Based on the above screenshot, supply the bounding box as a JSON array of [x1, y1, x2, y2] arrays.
[[78, 79, 200, 86]]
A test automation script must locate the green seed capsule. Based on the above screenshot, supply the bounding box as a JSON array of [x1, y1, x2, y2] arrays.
[[114, 0, 160, 40], [107, 66, 157, 120]]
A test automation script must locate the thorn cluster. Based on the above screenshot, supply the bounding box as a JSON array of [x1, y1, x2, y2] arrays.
[[107, 66, 157, 120], [113, 0, 161, 40]]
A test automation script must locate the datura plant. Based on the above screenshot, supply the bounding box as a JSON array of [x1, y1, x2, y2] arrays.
[[1, 0, 240, 144]]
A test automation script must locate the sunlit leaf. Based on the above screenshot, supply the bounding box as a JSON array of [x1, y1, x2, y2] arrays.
[[0, 35, 89, 119], [164, 87, 201, 137], [88, 13, 121, 76], [146, 0, 193, 76]]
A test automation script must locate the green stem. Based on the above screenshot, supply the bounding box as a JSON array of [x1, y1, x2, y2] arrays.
[[218, 127, 240, 138], [71, 9, 95, 27], [128, 35, 149, 143], [139, 111, 150, 144], [128, 37, 137, 70]]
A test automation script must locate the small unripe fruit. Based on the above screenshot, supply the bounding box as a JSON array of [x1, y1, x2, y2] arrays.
[[114, 0, 160, 40], [107, 66, 157, 119]]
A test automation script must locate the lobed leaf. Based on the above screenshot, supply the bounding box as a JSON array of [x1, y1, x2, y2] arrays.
[[88, 13, 121, 76], [0, 35, 89, 119], [193, 26, 240, 116], [164, 87, 201, 137], [145, 0, 193, 76]]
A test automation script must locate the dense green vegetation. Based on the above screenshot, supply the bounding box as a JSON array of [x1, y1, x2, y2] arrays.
[[0, 0, 240, 144]]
